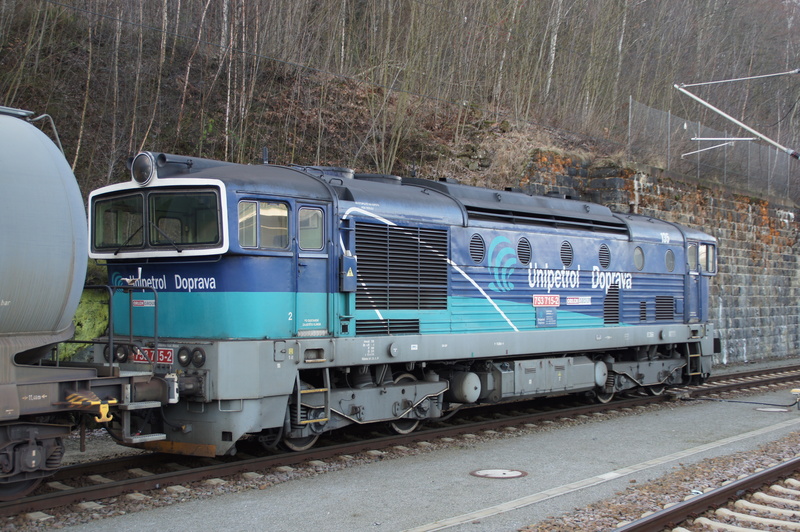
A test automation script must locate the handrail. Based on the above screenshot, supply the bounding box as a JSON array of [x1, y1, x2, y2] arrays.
[[81, 284, 159, 371]]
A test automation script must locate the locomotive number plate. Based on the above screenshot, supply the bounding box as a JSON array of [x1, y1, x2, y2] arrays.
[[131, 347, 174, 364], [533, 294, 560, 307]]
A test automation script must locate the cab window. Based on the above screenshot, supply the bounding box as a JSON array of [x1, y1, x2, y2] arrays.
[[699, 243, 716, 273], [299, 207, 324, 250], [238, 200, 289, 249], [95, 194, 143, 249], [149, 192, 220, 246], [687, 243, 698, 271]]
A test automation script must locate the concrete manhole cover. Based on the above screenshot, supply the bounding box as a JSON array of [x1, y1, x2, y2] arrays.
[[470, 469, 528, 479]]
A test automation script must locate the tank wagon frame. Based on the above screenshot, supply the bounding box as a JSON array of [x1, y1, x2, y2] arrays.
[[86, 152, 719, 455]]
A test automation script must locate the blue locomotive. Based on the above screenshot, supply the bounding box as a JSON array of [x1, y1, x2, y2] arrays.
[[88, 151, 718, 454]]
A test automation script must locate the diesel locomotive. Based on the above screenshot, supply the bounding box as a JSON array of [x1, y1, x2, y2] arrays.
[[87, 151, 718, 455]]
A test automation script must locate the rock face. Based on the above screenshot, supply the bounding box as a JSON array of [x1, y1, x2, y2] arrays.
[[521, 150, 799, 366]]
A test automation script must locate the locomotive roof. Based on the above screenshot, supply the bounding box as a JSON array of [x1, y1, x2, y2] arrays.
[[315, 169, 630, 234], [403, 176, 629, 234], [178, 163, 335, 201], [324, 172, 714, 244], [110, 153, 715, 244]]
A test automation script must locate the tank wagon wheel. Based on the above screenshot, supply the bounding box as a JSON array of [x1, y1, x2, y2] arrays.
[[646, 385, 666, 396], [388, 373, 421, 435], [0, 478, 42, 501], [281, 434, 320, 452]]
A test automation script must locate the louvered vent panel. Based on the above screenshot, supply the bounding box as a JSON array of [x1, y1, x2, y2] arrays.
[[639, 301, 647, 321], [603, 284, 620, 324], [517, 238, 532, 265], [560, 241, 574, 267], [355, 319, 420, 336], [599, 244, 611, 269], [655, 296, 675, 320], [469, 234, 485, 263], [355, 222, 448, 310]]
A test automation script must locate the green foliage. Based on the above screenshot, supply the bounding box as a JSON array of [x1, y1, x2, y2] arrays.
[[85, 259, 108, 285], [59, 288, 108, 361]]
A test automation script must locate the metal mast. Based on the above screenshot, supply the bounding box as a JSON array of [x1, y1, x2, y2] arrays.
[[674, 68, 800, 160]]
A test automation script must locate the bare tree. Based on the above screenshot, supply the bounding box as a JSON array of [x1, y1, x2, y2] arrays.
[[72, 23, 93, 172]]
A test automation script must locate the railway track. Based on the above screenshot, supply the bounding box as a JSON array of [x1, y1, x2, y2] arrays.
[[4, 364, 800, 522], [616, 456, 800, 531]]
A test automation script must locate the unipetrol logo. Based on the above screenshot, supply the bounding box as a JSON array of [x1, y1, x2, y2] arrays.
[[527, 263, 581, 293], [111, 268, 168, 289], [110, 268, 217, 292], [488, 236, 518, 292], [527, 263, 632, 294], [591, 266, 632, 293]]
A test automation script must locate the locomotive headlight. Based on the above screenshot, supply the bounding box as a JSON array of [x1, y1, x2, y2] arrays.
[[177, 347, 192, 367], [131, 152, 156, 185], [191, 348, 206, 368], [114, 345, 129, 363], [103, 345, 129, 362]]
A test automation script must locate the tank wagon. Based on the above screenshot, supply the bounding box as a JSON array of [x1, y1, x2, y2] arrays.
[[87, 151, 718, 455], [0, 108, 172, 499]]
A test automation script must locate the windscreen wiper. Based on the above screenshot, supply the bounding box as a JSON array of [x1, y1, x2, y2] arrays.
[[150, 221, 183, 253], [114, 224, 143, 255]]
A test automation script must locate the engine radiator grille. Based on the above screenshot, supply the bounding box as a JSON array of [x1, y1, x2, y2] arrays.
[[355, 319, 421, 336], [603, 284, 620, 325], [355, 222, 448, 311], [655, 296, 675, 320]]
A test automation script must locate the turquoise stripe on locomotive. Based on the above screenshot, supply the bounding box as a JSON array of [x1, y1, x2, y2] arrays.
[[88, 151, 718, 455]]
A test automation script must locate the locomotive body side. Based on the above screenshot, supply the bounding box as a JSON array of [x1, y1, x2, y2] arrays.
[[88, 152, 718, 456]]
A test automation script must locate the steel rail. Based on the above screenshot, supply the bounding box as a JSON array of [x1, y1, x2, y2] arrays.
[[615, 455, 800, 531]]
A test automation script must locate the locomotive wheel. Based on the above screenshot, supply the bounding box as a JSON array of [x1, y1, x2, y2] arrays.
[[595, 390, 615, 404], [281, 434, 320, 452], [0, 478, 42, 501], [389, 373, 421, 435], [389, 417, 420, 435], [646, 384, 666, 396], [256, 428, 284, 450]]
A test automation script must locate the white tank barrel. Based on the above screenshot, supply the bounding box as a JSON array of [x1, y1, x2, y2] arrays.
[[0, 111, 87, 364]]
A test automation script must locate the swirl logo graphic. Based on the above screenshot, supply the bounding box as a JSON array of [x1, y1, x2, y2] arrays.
[[110, 271, 124, 286], [488, 236, 517, 292]]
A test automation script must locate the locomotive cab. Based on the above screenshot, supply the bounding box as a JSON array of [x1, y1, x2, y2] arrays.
[[686, 239, 717, 323]]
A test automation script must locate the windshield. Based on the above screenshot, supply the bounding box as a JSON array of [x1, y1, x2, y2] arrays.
[[93, 189, 221, 252]]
